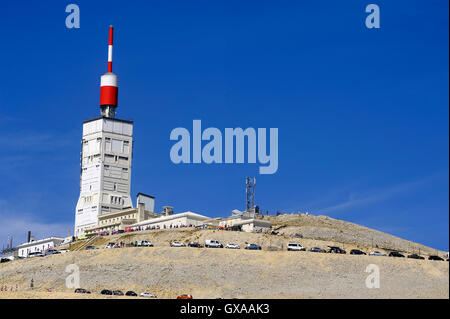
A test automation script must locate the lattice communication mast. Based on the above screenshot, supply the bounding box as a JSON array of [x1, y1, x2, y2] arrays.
[[246, 177, 256, 211]]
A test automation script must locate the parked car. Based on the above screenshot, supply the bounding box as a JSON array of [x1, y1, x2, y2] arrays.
[[0, 258, 11, 263], [407, 254, 425, 260], [350, 249, 366, 255], [287, 243, 306, 251], [140, 292, 157, 298], [85, 246, 98, 250], [136, 240, 153, 247], [188, 242, 202, 248], [170, 242, 186, 247], [245, 243, 262, 250], [58, 249, 70, 253], [428, 255, 444, 261], [327, 246, 346, 254], [28, 252, 45, 258], [177, 294, 193, 299], [125, 291, 137, 296], [74, 288, 91, 294], [225, 243, 240, 249], [45, 249, 60, 256], [100, 289, 112, 295], [205, 240, 223, 248], [113, 290, 124, 296], [309, 247, 325, 253], [388, 251, 405, 258], [104, 243, 115, 249], [369, 251, 387, 256]]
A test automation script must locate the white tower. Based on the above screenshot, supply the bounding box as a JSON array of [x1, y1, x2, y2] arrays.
[[74, 26, 133, 238]]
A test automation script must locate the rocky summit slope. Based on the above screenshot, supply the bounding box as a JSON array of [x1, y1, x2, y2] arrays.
[[0, 214, 447, 299], [267, 214, 446, 256]]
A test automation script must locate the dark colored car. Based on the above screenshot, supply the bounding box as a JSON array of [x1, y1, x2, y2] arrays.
[[85, 246, 98, 250], [245, 244, 262, 250], [388, 251, 405, 258], [328, 246, 346, 254], [100, 289, 112, 295], [188, 242, 202, 248], [309, 247, 325, 253], [74, 288, 91, 294], [0, 258, 11, 263], [350, 249, 366, 255], [45, 250, 61, 256], [407, 254, 425, 260], [113, 290, 124, 296], [428, 255, 444, 261], [125, 291, 137, 296]]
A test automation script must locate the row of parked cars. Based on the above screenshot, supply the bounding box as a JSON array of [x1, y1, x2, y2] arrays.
[[75, 288, 193, 299], [91, 239, 447, 260], [285, 243, 446, 260], [13, 249, 71, 258], [75, 288, 157, 297], [169, 240, 262, 250]]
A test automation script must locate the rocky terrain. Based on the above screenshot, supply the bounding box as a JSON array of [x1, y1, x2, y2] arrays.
[[0, 214, 448, 299]]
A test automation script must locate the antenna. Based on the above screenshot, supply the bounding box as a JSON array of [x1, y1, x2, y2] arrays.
[[100, 25, 118, 118], [108, 25, 114, 72], [246, 177, 256, 211]]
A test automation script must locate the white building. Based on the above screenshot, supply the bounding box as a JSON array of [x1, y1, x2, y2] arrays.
[[74, 117, 134, 238], [84, 203, 159, 236], [131, 211, 210, 230], [219, 216, 271, 233], [17, 237, 64, 258]]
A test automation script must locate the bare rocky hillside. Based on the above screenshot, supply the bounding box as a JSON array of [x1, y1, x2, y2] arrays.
[[0, 214, 447, 299]]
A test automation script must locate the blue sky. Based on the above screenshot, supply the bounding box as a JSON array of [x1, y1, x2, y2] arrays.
[[0, 1, 448, 251]]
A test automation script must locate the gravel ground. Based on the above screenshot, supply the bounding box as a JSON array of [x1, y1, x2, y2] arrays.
[[1, 215, 447, 299], [0, 243, 448, 299]]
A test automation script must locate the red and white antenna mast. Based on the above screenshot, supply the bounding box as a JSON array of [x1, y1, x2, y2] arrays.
[[100, 25, 118, 118]]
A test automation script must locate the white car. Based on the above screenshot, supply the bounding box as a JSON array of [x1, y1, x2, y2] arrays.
[[225, 243, 240, 249], [104, 243, 115, 249], [369, 251, 387, 256], [136, 240, 153, 247], [140, 292, 157, 298], [170, 242, 186, 247], [205, 240, 223, 248], [28, 252, 45, 258], [58, 249, 70, 254], [287, 243, 306, 251]]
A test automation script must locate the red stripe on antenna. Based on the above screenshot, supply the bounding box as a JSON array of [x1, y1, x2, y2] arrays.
[[109, 25, 114, 45]]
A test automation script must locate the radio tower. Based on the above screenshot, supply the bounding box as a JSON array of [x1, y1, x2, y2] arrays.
[[100, 25, 118, 118], [246, 177, 256, 212], [74, 25, 134, 238]]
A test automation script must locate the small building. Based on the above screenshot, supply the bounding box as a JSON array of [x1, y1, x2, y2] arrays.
[[17, 237, 64, 258], [84, 202, 159, 235], [131, 211, 210, 230], [219, 216, 271, 233]]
